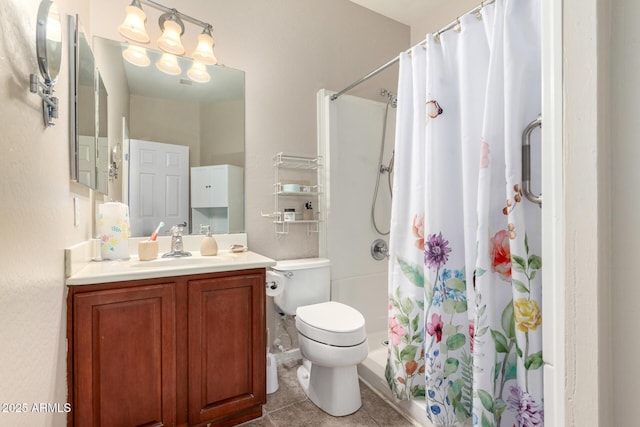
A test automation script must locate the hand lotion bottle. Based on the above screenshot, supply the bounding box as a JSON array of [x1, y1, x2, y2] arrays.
[[199, 225, 218, 256]]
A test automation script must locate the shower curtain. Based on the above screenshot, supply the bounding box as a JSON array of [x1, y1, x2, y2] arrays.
[[386, 1, 542, 426]]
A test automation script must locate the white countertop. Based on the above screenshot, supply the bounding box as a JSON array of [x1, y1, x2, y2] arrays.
[[66, 250, 276, 286]]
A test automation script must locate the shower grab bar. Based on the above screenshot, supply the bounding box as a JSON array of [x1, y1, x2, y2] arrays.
[[522, 115, 542, 207]]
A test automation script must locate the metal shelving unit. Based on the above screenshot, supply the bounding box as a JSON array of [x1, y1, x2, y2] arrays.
[[262, 153, 323, 235]]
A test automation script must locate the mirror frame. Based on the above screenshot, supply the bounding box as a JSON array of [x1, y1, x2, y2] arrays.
[[68, 15, 80, 183], [36, 0, 62, 83], [30, 0, 61, 127]]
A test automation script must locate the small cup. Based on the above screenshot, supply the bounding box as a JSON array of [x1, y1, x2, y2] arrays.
[[138, 240, 159, 261], [302, 209, 314, 221]]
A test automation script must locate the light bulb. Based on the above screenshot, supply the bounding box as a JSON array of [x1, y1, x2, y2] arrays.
[[191, 30, 217, 65], [187, 61, 210, 83], [157, 17, 185, 55], [122, 45, 150, 67], [156, 53, 181, 75], [118, 1, 149, 43]]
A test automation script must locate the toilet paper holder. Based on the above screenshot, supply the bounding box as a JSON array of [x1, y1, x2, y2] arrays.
[[265, 270, 286, 297]]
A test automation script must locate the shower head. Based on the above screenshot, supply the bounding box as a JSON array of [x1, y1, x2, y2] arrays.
[[380, 89, 397, 108]]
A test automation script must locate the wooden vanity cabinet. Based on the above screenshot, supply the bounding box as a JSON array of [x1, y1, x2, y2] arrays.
[[67, 269, 266, 427]]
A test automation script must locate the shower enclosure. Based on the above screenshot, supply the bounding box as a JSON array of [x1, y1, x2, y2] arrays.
[[317, 89, 431, 425]]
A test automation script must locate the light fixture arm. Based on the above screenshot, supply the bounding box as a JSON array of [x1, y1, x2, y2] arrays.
[[29, 74, 58, 127], [141, 0, 213, 31], [158, 9, 185, 35]]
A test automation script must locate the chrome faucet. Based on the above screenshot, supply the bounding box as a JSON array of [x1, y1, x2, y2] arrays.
[[162, 222, 192, 258]]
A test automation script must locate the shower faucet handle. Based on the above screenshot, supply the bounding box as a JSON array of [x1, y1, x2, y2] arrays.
[[371, 239, 389, 261]]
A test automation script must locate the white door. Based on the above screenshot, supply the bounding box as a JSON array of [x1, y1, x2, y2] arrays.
[[77, 135, 95, 188], [129, 139, 189, 237]]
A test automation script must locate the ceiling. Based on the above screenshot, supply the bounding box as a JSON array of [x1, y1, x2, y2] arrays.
[[349, 0, 433, 28]]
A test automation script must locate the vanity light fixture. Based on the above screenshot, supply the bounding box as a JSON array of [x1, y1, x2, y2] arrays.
[[122, 44, 150, 67], [187, 61, 210, 83], [191, 25, 217, 65], [157, 11, 185, 55], [156, 52, 181, 75], [118, 0, 150, 43], [118, 0, 218, 71]]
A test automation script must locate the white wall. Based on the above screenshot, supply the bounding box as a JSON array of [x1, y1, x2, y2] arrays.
[[129, 94, 202, 167], [0, 1, 90, 425], [200, 99, 245, 167]]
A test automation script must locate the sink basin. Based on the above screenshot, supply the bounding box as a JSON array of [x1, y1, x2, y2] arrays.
[[129, 254, 236, 268]]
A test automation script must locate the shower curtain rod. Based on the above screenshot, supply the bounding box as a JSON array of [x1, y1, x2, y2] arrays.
[[330, 0, 496, 101]]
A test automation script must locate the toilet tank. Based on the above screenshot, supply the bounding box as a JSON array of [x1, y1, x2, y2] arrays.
[[272, 258, 331, 315]]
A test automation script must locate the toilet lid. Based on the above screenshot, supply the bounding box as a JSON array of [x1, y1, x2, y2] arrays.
[[296, 301, 366, 347]]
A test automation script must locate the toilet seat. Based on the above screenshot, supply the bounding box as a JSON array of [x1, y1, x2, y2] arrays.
[[296, 301, 366, 347]]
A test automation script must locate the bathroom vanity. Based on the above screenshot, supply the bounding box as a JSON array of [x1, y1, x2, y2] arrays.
[[66, 246, 275, 426]]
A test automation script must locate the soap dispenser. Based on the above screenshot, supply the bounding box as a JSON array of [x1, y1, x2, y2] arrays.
[[199, 225, 218, 256]]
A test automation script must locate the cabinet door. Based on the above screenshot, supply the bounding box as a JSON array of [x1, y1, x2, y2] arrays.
[[188, 272, 266, 425], [72, 283, 176, 427], [191, 166, 228, 208]]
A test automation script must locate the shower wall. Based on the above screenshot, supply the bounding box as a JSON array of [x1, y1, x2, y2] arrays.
[[317, 89, 394, 335]]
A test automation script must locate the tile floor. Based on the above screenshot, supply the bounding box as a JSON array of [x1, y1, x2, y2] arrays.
[[240, 360, 416, 427]]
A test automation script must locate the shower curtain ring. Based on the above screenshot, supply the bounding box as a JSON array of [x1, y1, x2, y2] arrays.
[[476, 2, 484, 20], [454, 18, 461, 32]]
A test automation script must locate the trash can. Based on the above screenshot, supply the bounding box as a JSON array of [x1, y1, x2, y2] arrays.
[[266, 351, 279, 394]]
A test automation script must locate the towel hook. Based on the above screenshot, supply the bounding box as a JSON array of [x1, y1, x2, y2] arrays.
[[521, 115, 542, 207]]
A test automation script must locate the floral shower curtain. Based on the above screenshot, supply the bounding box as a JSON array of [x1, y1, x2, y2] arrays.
[[386, 1, 543, 426]]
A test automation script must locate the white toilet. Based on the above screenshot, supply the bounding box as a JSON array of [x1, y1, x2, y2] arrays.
[[272, 258, 368, 417]]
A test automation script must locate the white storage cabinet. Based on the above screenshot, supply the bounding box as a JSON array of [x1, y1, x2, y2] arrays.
[[191, 165, 244, 234]]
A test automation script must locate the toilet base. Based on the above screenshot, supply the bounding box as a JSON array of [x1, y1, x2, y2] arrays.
[[297, 360, 362, 417]]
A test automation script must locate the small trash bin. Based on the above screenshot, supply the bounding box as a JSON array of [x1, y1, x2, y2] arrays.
[[266, 351, 279, 394]]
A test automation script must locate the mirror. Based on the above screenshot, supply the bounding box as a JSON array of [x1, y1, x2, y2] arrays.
[[30, 0, 62, 126], [93, 37, 245, 236], [69, 16, 108, 193]]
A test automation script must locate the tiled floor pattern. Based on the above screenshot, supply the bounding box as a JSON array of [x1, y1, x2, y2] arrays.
[[240, 361, 416, 427]]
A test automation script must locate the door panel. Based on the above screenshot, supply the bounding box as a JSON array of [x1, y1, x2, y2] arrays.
[[129, 139, 189, 237]]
